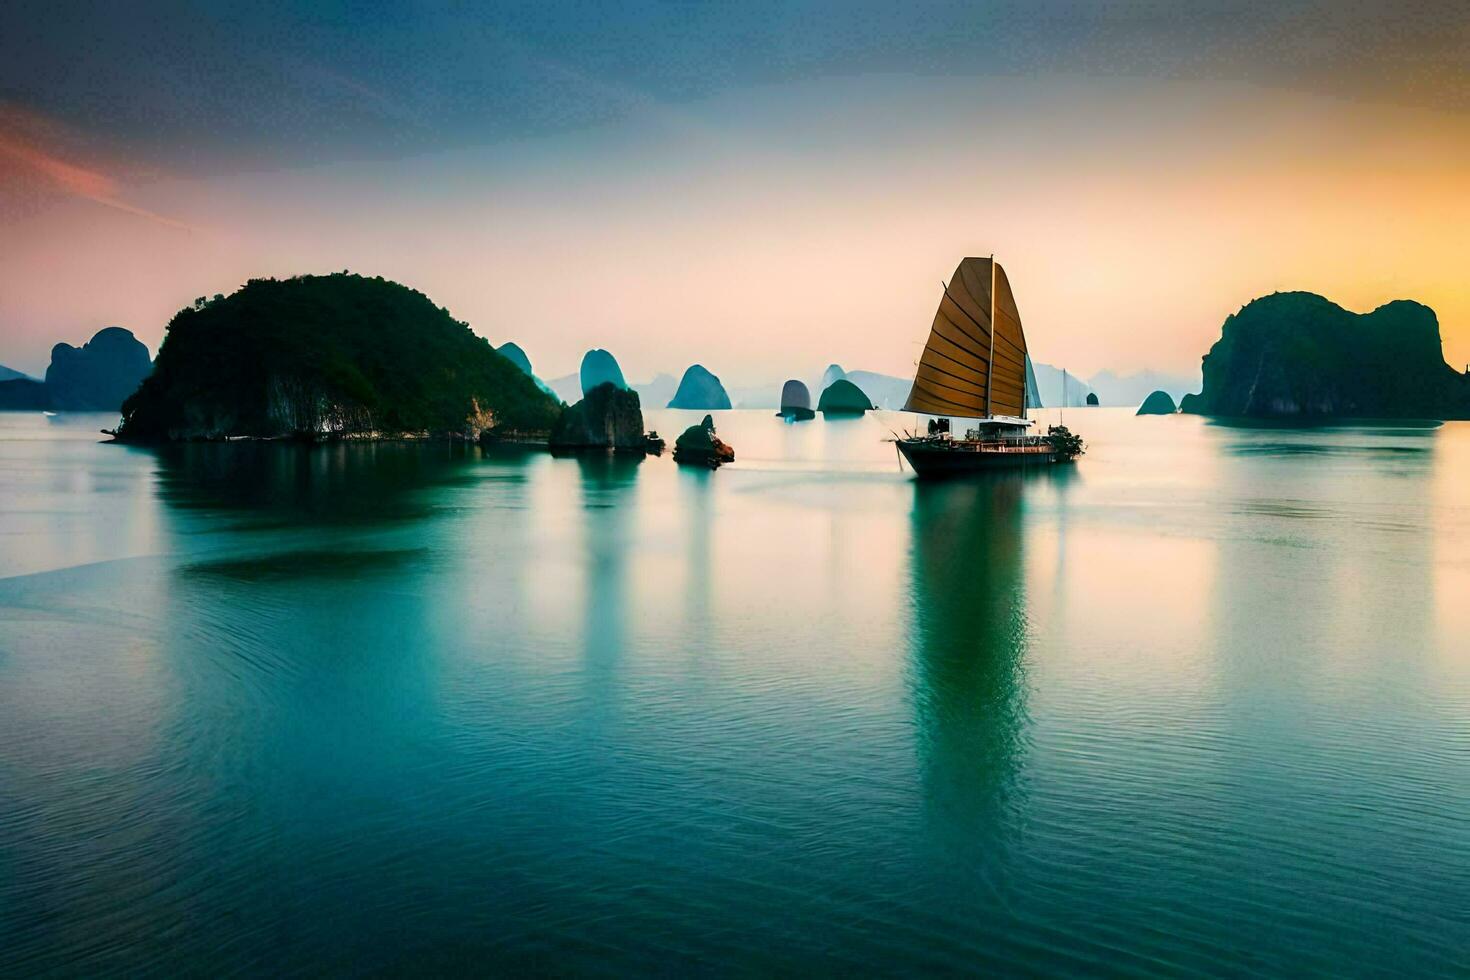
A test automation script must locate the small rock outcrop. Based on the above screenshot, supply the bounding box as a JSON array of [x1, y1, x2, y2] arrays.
[[1140, 390, 1176, 414], [1179, 291, 1470, 418], [673, 414, 735, 468], [817, 378, 874, 415], [777, 379, 814, 420], [1088, 369, 1197, 407], [579, 349, 628, 397], [667, 364, 732, 409], [550, 382, 647, 452], [1085, 392, 1100, 406], [1136, 390, 1178, 415]]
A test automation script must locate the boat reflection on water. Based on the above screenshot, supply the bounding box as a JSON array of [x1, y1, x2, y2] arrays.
[[906, 473, 1034, 870]]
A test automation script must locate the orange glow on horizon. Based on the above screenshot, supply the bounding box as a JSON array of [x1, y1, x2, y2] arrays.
[[0, 78, 1467, 379]]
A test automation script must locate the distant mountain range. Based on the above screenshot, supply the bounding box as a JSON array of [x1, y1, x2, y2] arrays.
[[0, 364, 34, 382], [667, 365, 731, 410], [1087, 369, 1199, 407], [1029, 363, 1093, 408], [542, 358, 1197, 411]]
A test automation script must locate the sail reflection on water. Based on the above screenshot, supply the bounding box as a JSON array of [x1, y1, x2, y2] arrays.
[[907, 476, 1031, 849]]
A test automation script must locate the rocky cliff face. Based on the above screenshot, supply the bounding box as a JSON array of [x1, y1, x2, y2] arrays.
[[667, 364, 732, 409], [1180, 292, 1470, 419], [550, 382, 646, 451]]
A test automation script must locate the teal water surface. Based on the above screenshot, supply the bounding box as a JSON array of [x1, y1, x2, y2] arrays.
[[1, 408, 1467, 974]]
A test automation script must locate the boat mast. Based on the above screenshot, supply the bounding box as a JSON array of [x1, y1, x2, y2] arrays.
[[985, 254, 996, 419]]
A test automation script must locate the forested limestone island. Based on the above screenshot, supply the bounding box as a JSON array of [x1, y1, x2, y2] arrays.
[[114, 274, 560, 442], [667, 364, 732, 409], [1180, 292, 1470, 419], [0, 327, 152, 411]]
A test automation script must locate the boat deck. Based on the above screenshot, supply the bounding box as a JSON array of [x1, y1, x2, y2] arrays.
[[913, 438, 1054, 454]]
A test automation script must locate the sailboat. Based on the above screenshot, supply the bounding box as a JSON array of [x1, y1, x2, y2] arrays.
[[895, 256, 1083, 477]]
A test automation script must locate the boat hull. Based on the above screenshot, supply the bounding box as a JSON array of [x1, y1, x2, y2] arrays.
[[897, 438, 1061, 478]]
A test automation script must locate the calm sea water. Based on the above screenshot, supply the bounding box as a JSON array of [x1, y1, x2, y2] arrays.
[[2, 408, 1467, 975]]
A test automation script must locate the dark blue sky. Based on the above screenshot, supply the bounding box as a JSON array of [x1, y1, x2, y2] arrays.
[[3, 0, 1466, 174]]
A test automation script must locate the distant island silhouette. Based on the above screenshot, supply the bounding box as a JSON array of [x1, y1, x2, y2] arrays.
[[1180, 292, 1470, 419], [578, 349, 628, 398], [115, 274, 559, 442], [495, 341, 559, 398], [1137, 390, 1177, 415], [0, 327, 151, 412], [778, 379, 815, 420], [667, 364, 731, 409], [817, 378, 874, 415]]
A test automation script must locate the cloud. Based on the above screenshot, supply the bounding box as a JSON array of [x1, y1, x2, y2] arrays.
[[0, 104, 193, 230]]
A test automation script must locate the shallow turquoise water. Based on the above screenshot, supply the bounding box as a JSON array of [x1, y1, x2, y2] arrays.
[[1, 408, 1467, 974]]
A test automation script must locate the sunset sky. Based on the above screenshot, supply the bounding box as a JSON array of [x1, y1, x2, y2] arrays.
[[3, 1, 1468, 383]]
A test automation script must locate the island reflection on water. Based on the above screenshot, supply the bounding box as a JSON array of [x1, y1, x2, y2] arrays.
[[0, 408, 1467, 974]]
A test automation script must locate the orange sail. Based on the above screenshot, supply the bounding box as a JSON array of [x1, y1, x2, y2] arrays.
[[903, 257, 1030, 419]]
